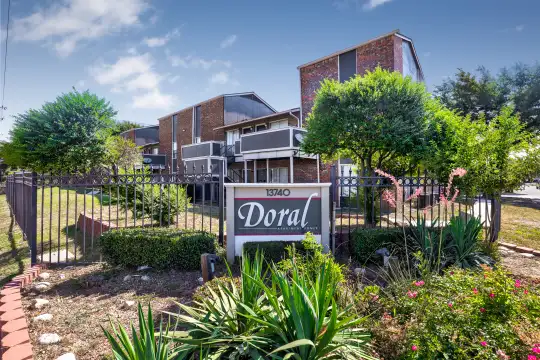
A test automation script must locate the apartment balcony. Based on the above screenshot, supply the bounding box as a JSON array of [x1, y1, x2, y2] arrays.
[[182, 141, 224, 159], [141, 154, 167, 168], [237, 127, 315, 160]]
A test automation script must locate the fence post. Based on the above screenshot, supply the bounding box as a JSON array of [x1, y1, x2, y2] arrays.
[[330, 165, 336, 253], [218, 160, 224, 246], [29, 172, 38, 265]]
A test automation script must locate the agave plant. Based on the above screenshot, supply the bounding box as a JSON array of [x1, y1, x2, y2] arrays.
[[169, 252, 374, 359], [166, 250, 269, 358], [245, 261, 374, 360], [102, 303, 178, 360], [445, 216, 493, 268]]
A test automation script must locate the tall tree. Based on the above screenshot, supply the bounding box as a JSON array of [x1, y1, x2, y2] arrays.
[[6, 90, 116, 172], [301, 67, 430, 174], [104, 136, 143, 169], [435, 63, 540, 131], [110, 120, 142, 136]]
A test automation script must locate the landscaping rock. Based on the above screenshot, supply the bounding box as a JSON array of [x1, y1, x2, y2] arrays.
[[38, 272, 51, 280], [122, 300, 136, 309], [33, 313, 53, 322], [33, 282, 51, 292], [123, 275, 132, 282], [39, 333, 61, 344], [32, 298, 50, 309], [137, 265, 151, 271], [198, 277, 204, 285], [520, 253, 535, 258], [56, 353, 76, 360], [141, 275, 151, 281]]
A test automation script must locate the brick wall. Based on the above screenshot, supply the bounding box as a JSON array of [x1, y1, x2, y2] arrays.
[[158, 116, 172, 167], [356, 34, 396, 75], [393, 35, 403, 75], [300, 56, 338, 123], [177, 108, 193, 165], [201, 97, 225, 142]]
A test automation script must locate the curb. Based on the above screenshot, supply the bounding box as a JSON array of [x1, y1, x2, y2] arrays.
[[0, 264, 46, 360], [499, 242, 540, 257]]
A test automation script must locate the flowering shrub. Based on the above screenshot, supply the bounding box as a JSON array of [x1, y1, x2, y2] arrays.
[[372, 266, 540, 359]]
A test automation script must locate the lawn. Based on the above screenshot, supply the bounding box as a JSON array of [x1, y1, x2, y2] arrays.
[[499, 200, 540, 250], [0, 194, 30, 286]]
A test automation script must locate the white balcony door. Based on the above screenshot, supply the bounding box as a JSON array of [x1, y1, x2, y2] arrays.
[[226, 130, 240, 145]]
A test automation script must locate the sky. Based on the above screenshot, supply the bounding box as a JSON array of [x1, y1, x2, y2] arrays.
[[0, 0, 538, 140]]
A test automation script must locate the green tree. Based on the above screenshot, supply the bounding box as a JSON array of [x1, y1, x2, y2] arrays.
[[424, 101, 540, 240], [435, 63, 540, 131], [302, 67, 430, 174], [6, 90, 116, 172], [104, 136, 143, 169], [110, 120, 142, 136]]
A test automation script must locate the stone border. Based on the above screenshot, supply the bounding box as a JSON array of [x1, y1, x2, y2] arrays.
[[0, 265, 45, 360], [499, 242, 540, 257]]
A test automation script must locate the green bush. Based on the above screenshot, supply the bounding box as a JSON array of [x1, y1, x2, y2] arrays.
[[100, 228, 216, 270], [350, 228, 408, 263], [372, 266, 540, 359], [243, 240, 305, 264]]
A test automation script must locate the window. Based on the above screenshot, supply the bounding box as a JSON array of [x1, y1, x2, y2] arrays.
[[152, 147, 159, 155], [172, 114, 177, 158], [270, 168, 288, 183], [242, 127, 253, 134], [255, 124, 267, 132], [402, 41, 419, 81], [193, 105, 201, 143], [226, 129, 240, 145], [339, 49, 357, 83], [269, 120, 288, 129], [223, 94, 275, 125], [256, 169, 267, 183]]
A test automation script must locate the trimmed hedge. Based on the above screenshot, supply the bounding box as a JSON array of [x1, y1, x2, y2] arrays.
[[350, 228, 409, 264], [100, 228, 216, 270], [243, 241, 305, 264]]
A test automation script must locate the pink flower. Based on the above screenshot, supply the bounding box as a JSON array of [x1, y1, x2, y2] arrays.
[[407, 291, 418, 298], [528, 355, 537, 360], [515, 279, 521, 288], [496, 349, 509, 360], [448, 302, 453, 308], [533, 346, 540, 354], [480, 341, 487, 347], [375, 169, 404, 206], [381, 189, 397, 208], [524, 289, 529, 295], [489, 292, 495, 299], [480, 308, 486, 313], [411, 345, 418, 351], [414, 280, 425, 287], [406, 187, 423, 202], [473, 288, 478, 294]]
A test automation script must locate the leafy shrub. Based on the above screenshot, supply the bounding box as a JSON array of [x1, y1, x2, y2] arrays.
[[373, 266, 540, 359], [100, 228, 216, 270], [350, 228, 409, 263], [278, 232, 345, 289], [243, 240, 305, 264], [192, 275, 242, 303]]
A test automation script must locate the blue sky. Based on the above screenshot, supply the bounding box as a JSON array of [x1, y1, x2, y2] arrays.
[[0, 0, 538, 140]]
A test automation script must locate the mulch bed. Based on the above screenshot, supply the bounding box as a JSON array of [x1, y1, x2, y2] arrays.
[[20, 264, 209, 360]]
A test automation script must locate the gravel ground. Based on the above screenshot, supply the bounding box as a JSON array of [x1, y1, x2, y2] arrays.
[[21, 264, 207, 360]]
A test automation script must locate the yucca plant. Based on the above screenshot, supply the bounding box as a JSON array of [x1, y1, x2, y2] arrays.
[[102, 303, 178, 360], [243, 261, 374, 360]]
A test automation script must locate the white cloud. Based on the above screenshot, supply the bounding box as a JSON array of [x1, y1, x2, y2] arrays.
[[142, 28, 180, 47], [220, 34, 237, 49], [132, 89, 176, 109], [90, 51, 176, 109], [12, 0, 148, 57], [363, 0, 393, 10], [165, 50, 232, 70], [515, 24, 525, 32], [209, 71, 230, 85]]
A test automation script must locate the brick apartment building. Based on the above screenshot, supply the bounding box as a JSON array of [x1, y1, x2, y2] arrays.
[[133, 30, 423, 183]]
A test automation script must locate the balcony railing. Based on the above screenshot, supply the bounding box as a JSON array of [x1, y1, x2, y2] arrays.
[[182, 141, 224, 159], [240, 127, 307, 153]]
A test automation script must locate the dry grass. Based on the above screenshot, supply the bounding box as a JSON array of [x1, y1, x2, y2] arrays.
[[21, 264, 216, 360], [499, 200, 540, 250], [0, 195, 30, 286]]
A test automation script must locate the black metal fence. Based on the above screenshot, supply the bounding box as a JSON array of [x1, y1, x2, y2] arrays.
[[330, 166, 501, 250], [5, 165, 224, 265]]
